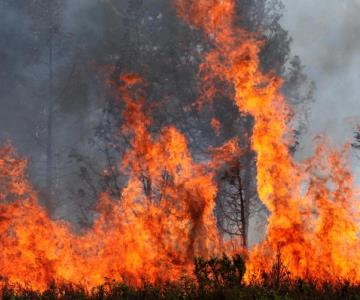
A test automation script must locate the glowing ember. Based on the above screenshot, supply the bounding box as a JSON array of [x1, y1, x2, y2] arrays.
[[211, 118, 221, 136]]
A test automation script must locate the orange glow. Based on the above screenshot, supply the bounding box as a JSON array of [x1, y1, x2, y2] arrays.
[[211, 118, 221, 135], [0, 0, 359, 291], [175, 0, 360, 285], [0, 73, 241, 291]]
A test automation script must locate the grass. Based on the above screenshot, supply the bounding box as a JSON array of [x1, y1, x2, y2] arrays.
[[2, 255, 360, 299]]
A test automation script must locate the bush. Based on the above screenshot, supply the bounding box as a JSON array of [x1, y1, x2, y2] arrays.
[[194, 254, 245, 291]]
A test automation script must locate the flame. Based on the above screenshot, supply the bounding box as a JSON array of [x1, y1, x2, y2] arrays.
[[174, 0, 360, 284], [0, 0, 359, 291], [0, 73, 242, 291], [211, 118, 221, 135]]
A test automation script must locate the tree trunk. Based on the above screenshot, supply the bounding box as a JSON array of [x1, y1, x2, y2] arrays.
[[46, 0, 54, 212], [236, 165, 247, 249]]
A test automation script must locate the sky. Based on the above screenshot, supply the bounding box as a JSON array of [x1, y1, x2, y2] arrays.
[[248, 1, 360, 246], [281, 0, 360, 180]]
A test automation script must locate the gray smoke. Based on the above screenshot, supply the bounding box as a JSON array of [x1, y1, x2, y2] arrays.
[[281, 0, 360, 182]]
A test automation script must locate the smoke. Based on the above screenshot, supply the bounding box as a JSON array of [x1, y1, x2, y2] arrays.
[[0, 0, 105, 222], [2, 0, 357, 226], [281, 0, 360, 182]]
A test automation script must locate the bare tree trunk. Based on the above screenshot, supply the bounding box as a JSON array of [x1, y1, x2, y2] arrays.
[[232, 163, 247, 249], [46, 0, 54, 212]]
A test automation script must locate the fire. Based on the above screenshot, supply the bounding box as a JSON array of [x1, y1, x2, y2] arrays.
[[175, 0, 360, 284], [0, 73, 240, 291], [0, 0, 359, 292], [211, 118, 221, 135]]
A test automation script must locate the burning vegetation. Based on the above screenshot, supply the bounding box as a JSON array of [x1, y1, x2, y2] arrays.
[[0, 0, 359, 299]]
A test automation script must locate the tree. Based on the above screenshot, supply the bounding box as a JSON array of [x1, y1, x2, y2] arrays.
[[352, 127, 360, 150], [0, 1, 104, 221], [68, 0, 312, 241], [27, 0, 68, 213]]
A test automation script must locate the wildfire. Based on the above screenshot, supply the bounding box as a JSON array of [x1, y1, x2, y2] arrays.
[[175, 0, 360, 285], [0, 0, 359, 292], [0, 73, 240, 291]]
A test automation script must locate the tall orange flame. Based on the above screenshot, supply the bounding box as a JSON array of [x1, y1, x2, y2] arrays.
[[0, 73, 241, 291], [0, 0, 359, 291], [174, 0, 360, 284]]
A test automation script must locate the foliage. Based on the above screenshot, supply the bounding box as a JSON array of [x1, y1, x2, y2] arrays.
[[352, 129, 360, 150], [194, 254, 246, 293]]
